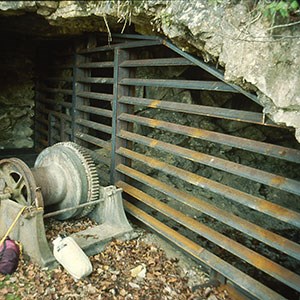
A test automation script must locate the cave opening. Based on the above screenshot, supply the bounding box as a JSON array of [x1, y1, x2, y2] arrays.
[[0, 11, 299, 300]]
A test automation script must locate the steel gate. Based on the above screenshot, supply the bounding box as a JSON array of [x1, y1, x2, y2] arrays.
[[35, 33, 300, 300]]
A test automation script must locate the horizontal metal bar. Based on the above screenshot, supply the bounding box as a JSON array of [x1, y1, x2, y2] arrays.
[[120, 57, 195, 68], [77, 77, 114, 84], [76, 91, 113, 102], [35, 127, 48, 137], [78, 40, 162, 54], [76, 118, 112, 134], [119, 96, 279, 127], [163, 40, 260, 105], [116, 155, 300, 259], [77, 61, 114, 68], [37, 138, 48, 147], [76, 105, 112, 118], [37, 107, 72, 121], [119, 130, 300, 196], [38, 97, 72, 108], [84, 147, 111, 167], [119, 180, 300, 292], [110, 33, 163, 40], [75, 132, 111, 150], [35, 116, 48, 126], [123, 200, 286, 300], [119, 113, 300, 164], [120, 78, 239, 92], [38, 87, 73, 96], [43, 198, 104, 219]]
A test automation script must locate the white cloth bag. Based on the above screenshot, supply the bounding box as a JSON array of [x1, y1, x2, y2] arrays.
[[53, 236, 93, 280]]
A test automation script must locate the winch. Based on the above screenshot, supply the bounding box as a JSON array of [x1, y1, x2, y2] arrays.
[[0, 142, 133, 267]]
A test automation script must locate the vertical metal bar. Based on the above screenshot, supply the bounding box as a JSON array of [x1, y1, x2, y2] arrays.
[[110, 48, 131, 184], [71, 51, 77, 142]]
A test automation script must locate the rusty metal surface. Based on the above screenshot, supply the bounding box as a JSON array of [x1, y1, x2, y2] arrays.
[[77, 77, 114, 84], [119, 96, 279, 127], [76, 91, 113, 102], [118, 180, 300, 292], [120, 57, 195, 67], [116, 157, 300, 259], [120, 78, 240, 92], [77, 61, 114, 68], [119, 113, 300, 163], [75, 132, 111, 150], [119, 130, 300, 196], [77, 39, 162, 54], [123, 200, 287, 300], [76, 105, 112, 118]]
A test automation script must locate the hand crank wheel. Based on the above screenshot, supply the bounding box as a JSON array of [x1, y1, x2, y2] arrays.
[[0, 158, 43, 207]]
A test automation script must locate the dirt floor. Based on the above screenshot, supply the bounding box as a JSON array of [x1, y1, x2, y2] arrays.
[[0, 218, 232, 300]]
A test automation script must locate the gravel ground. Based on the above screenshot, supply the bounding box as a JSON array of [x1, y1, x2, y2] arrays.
[[0, 218, 232, 300]]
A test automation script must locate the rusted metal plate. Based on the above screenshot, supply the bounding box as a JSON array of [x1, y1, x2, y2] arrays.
[[118, 113, 300, 163]]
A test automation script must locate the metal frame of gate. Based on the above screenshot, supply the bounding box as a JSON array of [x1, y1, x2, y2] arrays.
[[35, 33, 300, 300]]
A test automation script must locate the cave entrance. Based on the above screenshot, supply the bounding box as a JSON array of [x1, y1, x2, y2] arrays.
[[1, 30, 300, 299]]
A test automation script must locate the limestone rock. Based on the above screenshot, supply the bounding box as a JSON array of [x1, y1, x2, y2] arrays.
[[0, 0, 299, 142]]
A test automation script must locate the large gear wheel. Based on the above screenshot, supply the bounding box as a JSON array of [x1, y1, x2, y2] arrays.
[[55, 142, 100, 218], [34, 142, 100, 220]]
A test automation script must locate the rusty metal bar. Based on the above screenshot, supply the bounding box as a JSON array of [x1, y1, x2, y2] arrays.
[[77, 77, 114, 84], [120, 78, 240, 92], [77, 61, 114, 68], [119, 130, 300, 196], [76, 118, 112, 135], [123, 200, 287, 300], [35, 116, 48, 126], [38, 97, 72, 109], [35, 126, 48, 137], [76, 105, 112, 118], [118, 180, 300, 292], [120, 57, 195, 67], [78, 40, 162, 54], [36, 106, 72, 122], [84, 147, 111, 167], [119, 113, 300, 164], [116, 157, 300, 258], [75, 132, 111, 150], [119, 96, 278, 127], [76, 91, 113, 102], [163, 40, 260, 105]]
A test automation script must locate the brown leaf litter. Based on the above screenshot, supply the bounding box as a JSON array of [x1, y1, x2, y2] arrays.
[[0, 218, 232, 300]]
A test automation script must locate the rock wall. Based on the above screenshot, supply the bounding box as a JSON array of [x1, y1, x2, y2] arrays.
[[0, 34, 35, 149], [0, 0, 299, 142]]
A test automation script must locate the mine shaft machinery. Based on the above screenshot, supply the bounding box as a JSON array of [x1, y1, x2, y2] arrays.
[[0, 142, 132, 267], [0, 142, 100, 220]]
